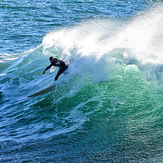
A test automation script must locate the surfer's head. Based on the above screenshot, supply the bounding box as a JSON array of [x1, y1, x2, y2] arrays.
[[49, 56, 56, 63]]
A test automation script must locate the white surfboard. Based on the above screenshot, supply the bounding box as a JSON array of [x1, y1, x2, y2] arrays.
[[28, 84, 56, 97]]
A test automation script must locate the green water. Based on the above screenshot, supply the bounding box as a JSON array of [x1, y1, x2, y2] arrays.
[[1, 0, 163, 162]]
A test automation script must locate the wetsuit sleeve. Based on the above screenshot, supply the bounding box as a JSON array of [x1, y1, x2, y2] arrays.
[[44, 63, 53, 71]]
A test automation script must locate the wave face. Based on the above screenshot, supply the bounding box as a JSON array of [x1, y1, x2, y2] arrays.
[[1, 1, 163, 162]]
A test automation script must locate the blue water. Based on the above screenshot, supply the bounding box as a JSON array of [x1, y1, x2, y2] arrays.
[[1, 0, 163, 162]]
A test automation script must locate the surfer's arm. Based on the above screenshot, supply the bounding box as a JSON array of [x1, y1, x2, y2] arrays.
[[43, 64, 52, 74]]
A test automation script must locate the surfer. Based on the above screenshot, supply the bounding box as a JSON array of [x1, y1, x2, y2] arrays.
[[43, 57, 68, 81]]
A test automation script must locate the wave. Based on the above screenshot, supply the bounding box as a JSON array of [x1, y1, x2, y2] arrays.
[[0, 4, 163, 143], [42, 4, 163, 84]]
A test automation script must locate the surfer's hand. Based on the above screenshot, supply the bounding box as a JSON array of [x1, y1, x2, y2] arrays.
[[43, 71, 46, 74]]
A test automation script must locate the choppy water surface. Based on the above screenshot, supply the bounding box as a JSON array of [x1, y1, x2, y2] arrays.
[[1, 0, 163, 162]]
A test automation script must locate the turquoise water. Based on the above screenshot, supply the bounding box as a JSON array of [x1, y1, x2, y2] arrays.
[[1, 0, 163, 162]]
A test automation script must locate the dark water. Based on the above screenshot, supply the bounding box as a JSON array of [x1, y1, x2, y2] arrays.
[[1, 0, 163, 162]]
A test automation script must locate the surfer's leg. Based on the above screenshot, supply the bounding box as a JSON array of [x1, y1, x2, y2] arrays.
[[55, 66, 68, 81], [55, 69, 62, 81]]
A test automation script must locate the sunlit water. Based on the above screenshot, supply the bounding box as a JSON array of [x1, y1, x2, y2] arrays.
[[1, 0, 163, 162]]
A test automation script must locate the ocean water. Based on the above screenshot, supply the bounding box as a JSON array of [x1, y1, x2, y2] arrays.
[[1, 0, 163, 162]]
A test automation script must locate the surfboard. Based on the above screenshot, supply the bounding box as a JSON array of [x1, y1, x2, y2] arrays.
[[28, 84, 56, 97]]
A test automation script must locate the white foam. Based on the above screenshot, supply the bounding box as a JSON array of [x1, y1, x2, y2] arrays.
[[41, 4, 163, 84]]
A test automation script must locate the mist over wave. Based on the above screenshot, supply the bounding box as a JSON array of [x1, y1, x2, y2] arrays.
[[42, 4, 163, 85]]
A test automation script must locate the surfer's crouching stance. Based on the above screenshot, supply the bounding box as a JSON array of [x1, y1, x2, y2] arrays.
[[43, 57, 68, 81]]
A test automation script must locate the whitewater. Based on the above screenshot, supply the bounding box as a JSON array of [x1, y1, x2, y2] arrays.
[[1, 1, 163, 162]]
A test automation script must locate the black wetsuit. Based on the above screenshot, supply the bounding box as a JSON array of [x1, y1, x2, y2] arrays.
[[45, 58, 68, 81]]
